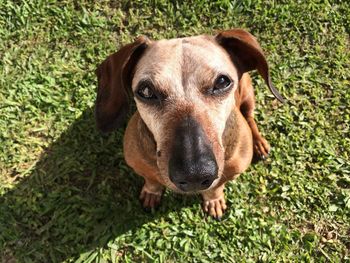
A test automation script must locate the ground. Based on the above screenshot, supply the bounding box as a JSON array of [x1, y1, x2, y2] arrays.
[[0, 1, 349, 262]]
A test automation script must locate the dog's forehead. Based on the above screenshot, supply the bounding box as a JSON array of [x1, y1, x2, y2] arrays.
[[132, 35, 234, 90]]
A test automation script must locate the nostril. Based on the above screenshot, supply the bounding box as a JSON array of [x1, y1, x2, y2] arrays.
[[201, 179, 211, 187], [179, 181, 187, 186], [201, 179, 210, 186]]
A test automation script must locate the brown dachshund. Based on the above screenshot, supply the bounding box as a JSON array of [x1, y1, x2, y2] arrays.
[[95, 29, 284, 219]]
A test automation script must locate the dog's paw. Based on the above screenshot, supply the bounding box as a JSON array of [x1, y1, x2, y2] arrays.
[[139, 187, 163, 211], [202, 195, 227, 220], [253, 135, 270, 160]]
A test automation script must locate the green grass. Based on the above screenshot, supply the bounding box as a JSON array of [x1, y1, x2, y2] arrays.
[[0, 0, 349, 262]]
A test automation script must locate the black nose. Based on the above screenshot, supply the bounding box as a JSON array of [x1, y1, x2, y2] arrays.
[[168, 116, 218, 192], [170, 157, 218, 192]]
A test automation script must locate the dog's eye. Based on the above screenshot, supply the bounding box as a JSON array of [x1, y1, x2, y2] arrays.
[[210, 75, 232, 95], [137, 83, 158, 100]]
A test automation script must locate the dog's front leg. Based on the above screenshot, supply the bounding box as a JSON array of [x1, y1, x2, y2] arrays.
[[201, 184, 227, 219], [139, 178, 164, 211]]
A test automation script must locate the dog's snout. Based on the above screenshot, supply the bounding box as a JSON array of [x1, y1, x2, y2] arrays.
[[169, 116, 218, 192], [170, 157, 218, 192]]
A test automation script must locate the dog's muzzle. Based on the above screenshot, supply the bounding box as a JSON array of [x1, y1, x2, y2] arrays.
[[168, 116, 218, 192]]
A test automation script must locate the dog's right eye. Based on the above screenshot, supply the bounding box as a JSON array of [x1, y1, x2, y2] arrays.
[[136, 83, 158, 101]]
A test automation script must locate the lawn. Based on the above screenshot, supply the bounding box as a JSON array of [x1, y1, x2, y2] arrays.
[[0, 0, 349, 262]]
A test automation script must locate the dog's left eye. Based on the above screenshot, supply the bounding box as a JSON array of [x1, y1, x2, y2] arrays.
[[210, 75, 232, 95]]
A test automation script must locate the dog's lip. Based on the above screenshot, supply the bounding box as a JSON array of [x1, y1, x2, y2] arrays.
[[166, 177, 221, 194]]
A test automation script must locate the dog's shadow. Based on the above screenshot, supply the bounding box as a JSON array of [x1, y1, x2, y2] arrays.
[[0, 107, 199, 262]]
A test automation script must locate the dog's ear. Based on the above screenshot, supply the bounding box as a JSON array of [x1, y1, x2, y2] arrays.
[[215, 29, 284, 103], [95, 36, 150, 133]]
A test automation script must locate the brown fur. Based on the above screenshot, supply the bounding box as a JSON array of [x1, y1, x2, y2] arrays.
[[95, 29, 283, 218]]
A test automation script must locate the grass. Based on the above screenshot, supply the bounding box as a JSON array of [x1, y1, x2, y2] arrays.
[[0, 0, 349, 262]]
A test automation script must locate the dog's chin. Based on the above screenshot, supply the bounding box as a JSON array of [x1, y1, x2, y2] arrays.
[[164, 177, 222, 194]]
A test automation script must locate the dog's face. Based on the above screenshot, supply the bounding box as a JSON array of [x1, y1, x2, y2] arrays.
[[132, 36, 238, 192], [95, 29, 283, 193]]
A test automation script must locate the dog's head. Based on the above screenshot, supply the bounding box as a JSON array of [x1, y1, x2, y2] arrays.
[[95, 29, 283, 193]]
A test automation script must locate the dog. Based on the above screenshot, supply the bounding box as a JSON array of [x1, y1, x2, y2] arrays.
[[95, 29, 284, 219]]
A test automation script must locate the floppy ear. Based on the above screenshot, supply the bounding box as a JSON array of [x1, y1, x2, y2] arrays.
[[215, 29, 284, 103], [95, 36, 150, 133]]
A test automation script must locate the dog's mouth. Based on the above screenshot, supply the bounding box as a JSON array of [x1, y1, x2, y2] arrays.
[[165, 176, 221, 194]]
